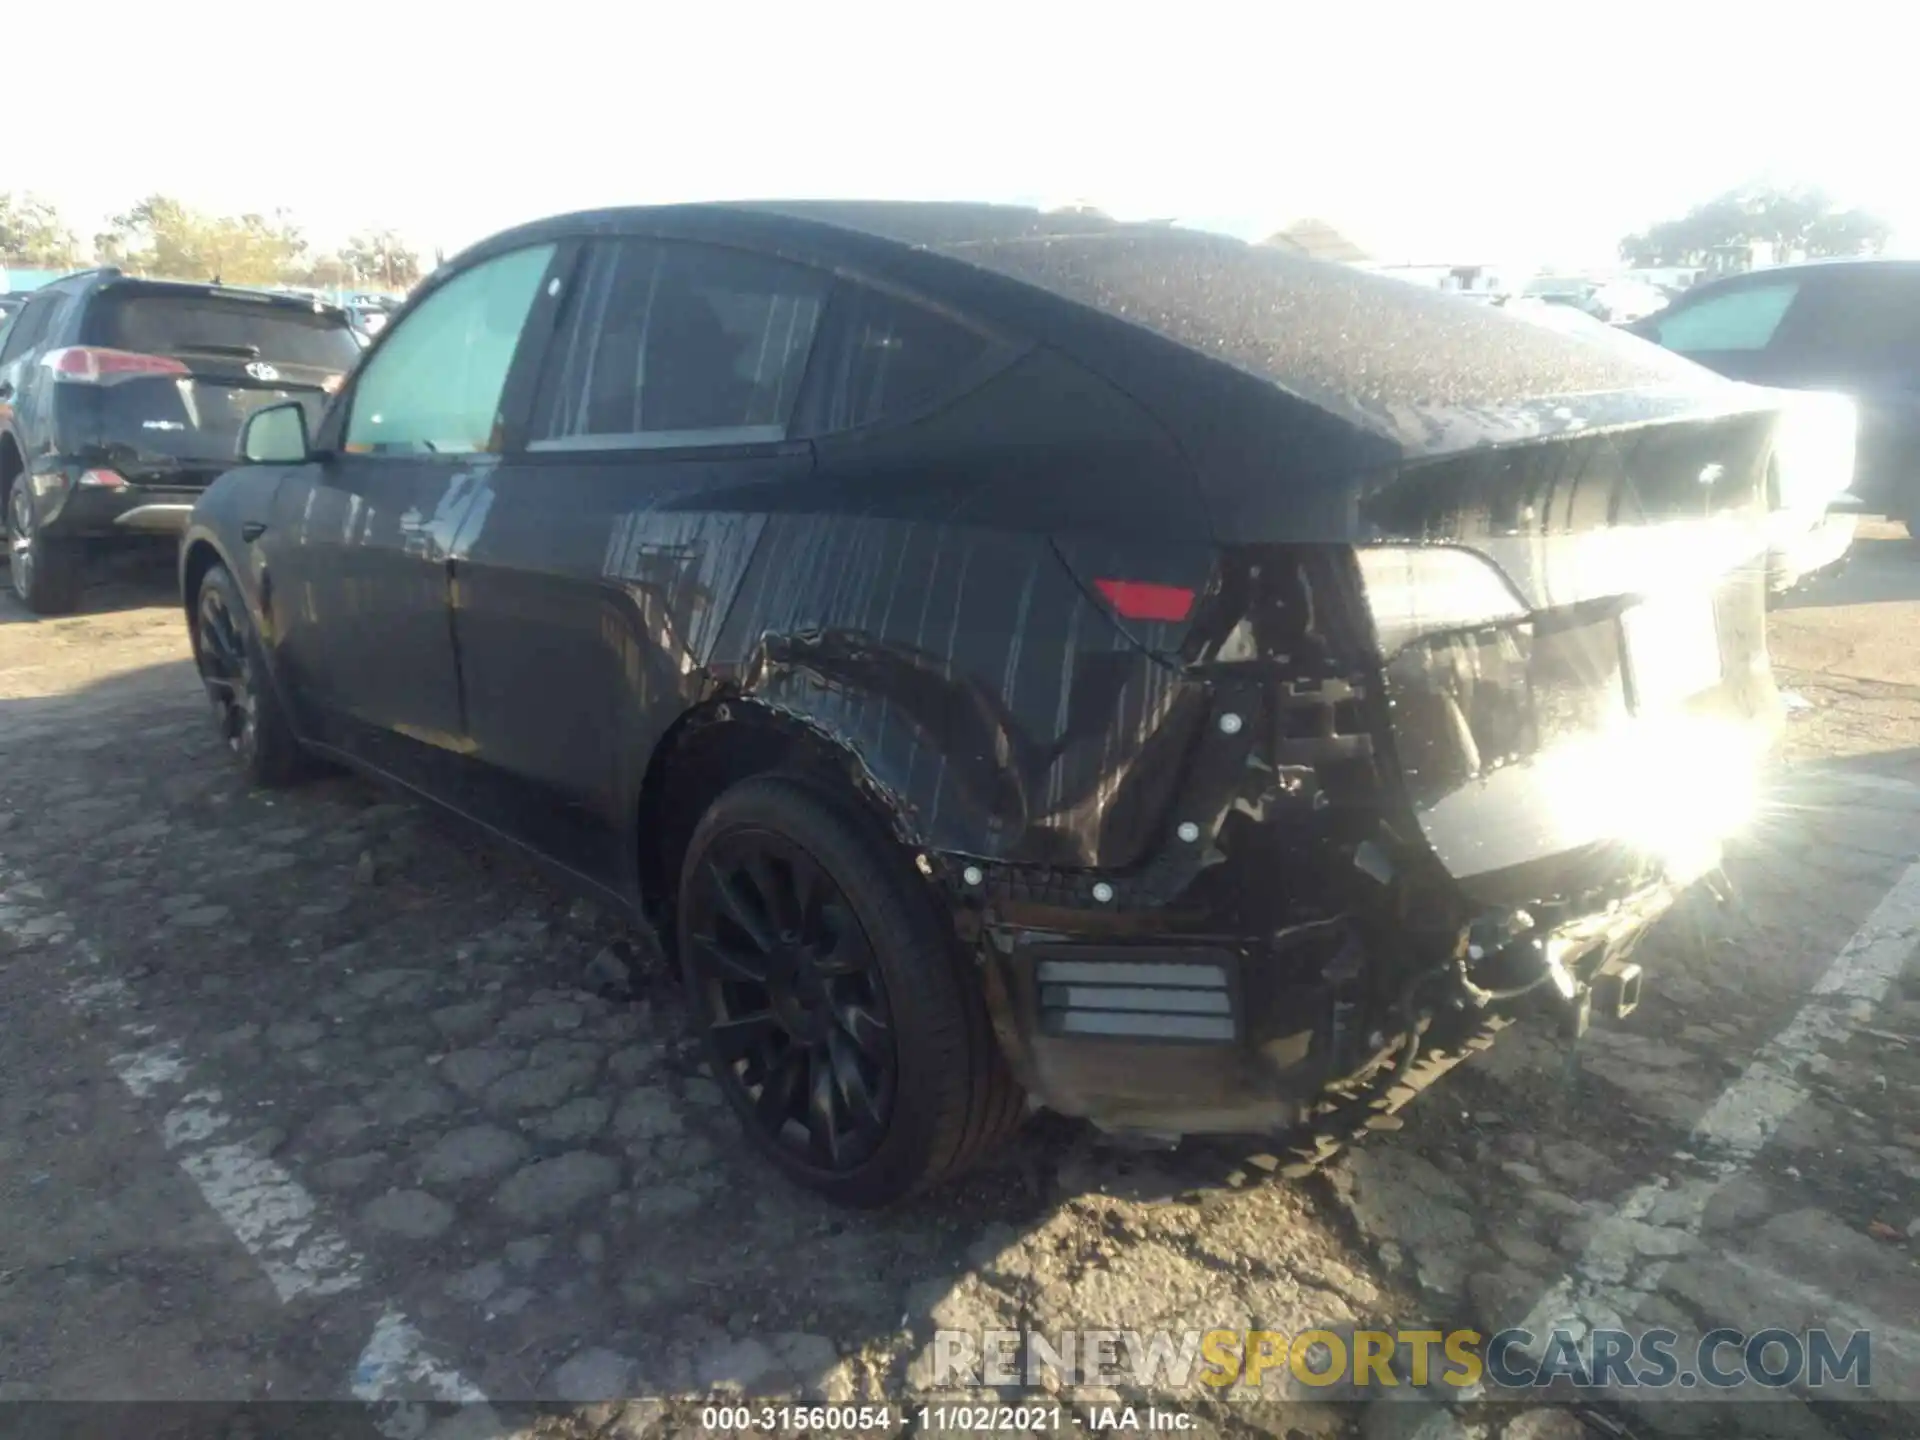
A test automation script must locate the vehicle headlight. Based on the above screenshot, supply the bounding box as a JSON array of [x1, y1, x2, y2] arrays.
[[1771, 391, 1857, 513]]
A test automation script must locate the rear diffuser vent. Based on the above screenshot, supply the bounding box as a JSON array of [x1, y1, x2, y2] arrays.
[[1036, 953, 1235, 1042]]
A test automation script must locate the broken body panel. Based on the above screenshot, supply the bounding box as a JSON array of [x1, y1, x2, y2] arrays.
[[184, 202, 1790, 1144]]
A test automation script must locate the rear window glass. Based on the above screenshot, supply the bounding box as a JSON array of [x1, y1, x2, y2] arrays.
[[88, 293, 364, 370]]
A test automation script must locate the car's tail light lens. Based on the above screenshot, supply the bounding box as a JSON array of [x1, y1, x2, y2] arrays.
[[1354, 545, 1530, 656], [42, 346, 191, 385], [77, 469, 127, 488], [1094, 578, 1196, 623]]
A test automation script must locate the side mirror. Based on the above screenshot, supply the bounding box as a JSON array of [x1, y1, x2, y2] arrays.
[[242, 401, 311, 463]]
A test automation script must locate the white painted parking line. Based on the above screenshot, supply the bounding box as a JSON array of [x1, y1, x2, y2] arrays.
[[1512, 844, 1920, 1355], [0, 864, 499, 1431]]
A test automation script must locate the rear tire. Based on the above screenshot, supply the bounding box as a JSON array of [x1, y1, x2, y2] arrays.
[[677, 774, 1024, 1207], [193, 563, 309, 788], [7, 480, 85, 615]]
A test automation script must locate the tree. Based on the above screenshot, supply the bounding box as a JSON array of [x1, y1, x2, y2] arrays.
[[0, 192, 81, 268], [1620, 186, 1892, 268], [340, 230, 422, 291], [97, 195, 308, 285]]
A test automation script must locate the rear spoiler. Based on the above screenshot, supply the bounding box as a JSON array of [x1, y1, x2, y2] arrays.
[[95, 276, 352, 319]]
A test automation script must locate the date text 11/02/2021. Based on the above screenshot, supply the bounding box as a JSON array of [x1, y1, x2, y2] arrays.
[[695, 1413, 1198, 1436], [697, 1405, 1194, 1432]]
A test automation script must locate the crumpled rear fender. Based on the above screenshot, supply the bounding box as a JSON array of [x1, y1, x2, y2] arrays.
[[706, 514, 1208, 869]]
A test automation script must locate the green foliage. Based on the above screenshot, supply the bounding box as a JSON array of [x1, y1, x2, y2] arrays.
[[339, 231, 422, 290], [98, 195, 309, 286], [80, 194, 422, 292], [1621, 186, 1892, 268], [0, 192, 82, 268]]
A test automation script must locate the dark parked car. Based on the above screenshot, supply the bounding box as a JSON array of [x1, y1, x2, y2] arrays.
[[1, 269, 362, 612], [1626, 258, 1920, 535], [182, 203, 1796, 1206]]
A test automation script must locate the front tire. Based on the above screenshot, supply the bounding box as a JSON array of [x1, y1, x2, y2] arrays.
[[677, 775, 1024, 1207], [7, 479, 84, 615], [193, 563, 308, 787]]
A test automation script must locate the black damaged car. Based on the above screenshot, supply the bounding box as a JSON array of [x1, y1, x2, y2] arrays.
[[180, 204, 1822, 1205]]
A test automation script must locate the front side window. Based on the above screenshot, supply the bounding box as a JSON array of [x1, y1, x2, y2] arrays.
[[1648, 279, 1801, 355], [344, 244, 555, 456], [807, 284, 998, 434], [532, 240, 824, 450]]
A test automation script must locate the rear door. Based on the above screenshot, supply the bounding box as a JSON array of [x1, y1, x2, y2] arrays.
[[447, 235, 826, 885], [1766, 267, 1920, 514], [69, 285, 361, 486]]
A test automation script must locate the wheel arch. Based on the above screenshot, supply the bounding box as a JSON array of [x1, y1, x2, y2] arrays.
[[634, 694, 932, 940], [178, 528, 306, 733]]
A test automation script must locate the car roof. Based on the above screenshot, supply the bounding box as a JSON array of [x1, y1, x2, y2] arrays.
[[458, 200, 1726, 450], [1690, 257, 1920, 287]]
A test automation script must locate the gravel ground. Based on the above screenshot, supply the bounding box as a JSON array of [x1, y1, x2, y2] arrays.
[[1, 529, 1917, 1440]]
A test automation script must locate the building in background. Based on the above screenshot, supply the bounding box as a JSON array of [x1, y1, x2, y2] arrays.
[[1366, 261, 1521, 296], [1261, 218, 1372, 264]]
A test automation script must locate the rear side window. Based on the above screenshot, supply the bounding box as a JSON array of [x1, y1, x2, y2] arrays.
[[87, 293, 364, 371], [345, 243, 556, 456], [1647, 279, 1802, 354], [1786, 271, 1920, 371], [0, 293, 57, 364], [805, 284, 998, 434], [531, 240, 825, 449]]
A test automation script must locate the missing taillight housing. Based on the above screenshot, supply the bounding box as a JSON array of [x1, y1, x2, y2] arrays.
[[1354, 545, 1530, 657], [1095, 578, 1196, 623], [41, 346, 191, 385]]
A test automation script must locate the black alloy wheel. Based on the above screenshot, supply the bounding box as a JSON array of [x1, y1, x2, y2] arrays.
[[8, 479, 35, 599], [192, 563, 307, 787], [684, 824, 898, 1172], [677, 775, 1026, 1206], [197, 580, 260, 761], [7, 479, 82, 614]]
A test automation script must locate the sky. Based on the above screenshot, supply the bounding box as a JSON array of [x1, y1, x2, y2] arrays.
[[10, 1, 1911, 273]]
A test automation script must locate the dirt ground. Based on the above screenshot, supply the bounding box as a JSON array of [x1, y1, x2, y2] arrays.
[[1, 527, 1917, 1440]]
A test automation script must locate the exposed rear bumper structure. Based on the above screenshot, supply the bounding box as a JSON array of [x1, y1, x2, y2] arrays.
[[979, 869, 1688, 1139]]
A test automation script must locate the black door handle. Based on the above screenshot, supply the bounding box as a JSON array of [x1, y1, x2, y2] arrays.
[[241, 521, 267, 542]]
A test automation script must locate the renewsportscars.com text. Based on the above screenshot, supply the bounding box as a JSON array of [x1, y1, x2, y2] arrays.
[[929, 1327, 1874, 1392]]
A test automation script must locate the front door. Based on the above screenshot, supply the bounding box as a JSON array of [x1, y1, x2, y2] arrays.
[[264, 241, 567, 788]]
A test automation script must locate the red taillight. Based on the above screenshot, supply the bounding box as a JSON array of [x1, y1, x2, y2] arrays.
[[77, 469, 127, 489], [1094, 578, 1196, 623], [42, 346, 191, 385]]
